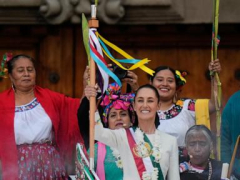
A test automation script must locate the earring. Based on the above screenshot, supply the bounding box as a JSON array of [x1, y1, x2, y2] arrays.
[[11, 83, 15, 92], [173, 93, 178, 103]]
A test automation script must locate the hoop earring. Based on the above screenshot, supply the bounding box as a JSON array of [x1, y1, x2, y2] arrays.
[[11, 83, 15, 92]]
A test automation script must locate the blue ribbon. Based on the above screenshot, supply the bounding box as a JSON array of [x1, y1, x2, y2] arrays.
[[90, 49, 122, 87], [98, 38, 142, 64]]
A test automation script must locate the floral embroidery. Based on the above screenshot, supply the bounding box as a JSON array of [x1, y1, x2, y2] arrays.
[[176, 100, 184, 107], [134, 128, 161, 180], [158, 99, 195, 120], [15, 98, 39, 112], [142, 168, 159, 180], [188, 99, 196, 111], [17, 143, 67, 180], [110, 147, 123, 169]]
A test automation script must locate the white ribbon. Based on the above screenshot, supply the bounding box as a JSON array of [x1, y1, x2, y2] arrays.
[[89, 28, 109, 93]]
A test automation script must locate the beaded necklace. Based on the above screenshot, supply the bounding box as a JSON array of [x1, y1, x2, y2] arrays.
[[189, 160, 212, 180]]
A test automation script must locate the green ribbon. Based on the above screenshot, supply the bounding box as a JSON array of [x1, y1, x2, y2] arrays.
[[133, 127, 164, 180], [76, 145, 94, 180]]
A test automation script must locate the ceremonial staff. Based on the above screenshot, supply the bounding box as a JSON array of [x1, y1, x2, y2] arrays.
[[88, 4, 98, 171], [211, 0, 222, 160], [80, 0, 154, 176]]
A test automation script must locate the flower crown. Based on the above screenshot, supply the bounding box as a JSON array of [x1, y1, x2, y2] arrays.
[[175, 70, 187, 89], [0, 53, 13, 78], [100, 82, 135, 124]]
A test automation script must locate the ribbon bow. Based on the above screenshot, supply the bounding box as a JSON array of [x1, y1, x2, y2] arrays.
[[100, 82, 135, 124]]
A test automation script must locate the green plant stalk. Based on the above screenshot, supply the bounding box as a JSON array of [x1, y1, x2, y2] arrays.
[[212, 0, 222, 160]]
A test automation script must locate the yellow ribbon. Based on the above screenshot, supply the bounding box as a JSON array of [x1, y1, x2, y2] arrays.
[[97, 32, 155, 76]]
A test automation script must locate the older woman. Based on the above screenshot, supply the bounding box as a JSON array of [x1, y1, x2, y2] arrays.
[[180, 125, 224, 180], [91, 84, 179, 180], [92, 82, 135, 180], [0, 54, 83, 180]]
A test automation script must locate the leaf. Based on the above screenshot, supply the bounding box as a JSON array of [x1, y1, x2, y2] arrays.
[[82, 13, 90, 65]]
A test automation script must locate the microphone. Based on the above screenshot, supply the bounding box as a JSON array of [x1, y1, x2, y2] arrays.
[[123, 123, 132, 128]]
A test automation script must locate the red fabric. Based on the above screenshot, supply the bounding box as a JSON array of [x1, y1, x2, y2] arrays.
[[0, 86, 84, 180], [126, 129, 146, 179]]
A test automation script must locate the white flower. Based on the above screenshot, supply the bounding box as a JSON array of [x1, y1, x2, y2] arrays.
[[142, 168, 159, 180], [116, 159, 123, 168], [135, 127, 161, 179], [135, 127, 161, 160], [152, 168, 159, 180], [142, 172, 151, 180], [110, 147, 123, 169]]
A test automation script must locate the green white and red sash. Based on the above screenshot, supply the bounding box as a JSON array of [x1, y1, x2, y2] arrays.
[[126, 127, 164, 180]]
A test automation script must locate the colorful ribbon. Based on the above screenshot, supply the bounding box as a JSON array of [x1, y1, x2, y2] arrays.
[[97, 32, 155, 76], [89, 29, 110, 92], [100, 82, 135, 124]]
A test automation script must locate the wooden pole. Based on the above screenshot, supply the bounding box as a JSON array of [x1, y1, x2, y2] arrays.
[[88, 4, 99, 171]]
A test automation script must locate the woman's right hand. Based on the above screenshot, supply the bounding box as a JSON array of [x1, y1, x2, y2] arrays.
[[85, 85, 98, 100], [209, 59, 221, 74]]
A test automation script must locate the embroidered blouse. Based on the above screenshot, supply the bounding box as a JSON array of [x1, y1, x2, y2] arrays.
[[157, 99, 196, 146], [14, 98, 52, 145]]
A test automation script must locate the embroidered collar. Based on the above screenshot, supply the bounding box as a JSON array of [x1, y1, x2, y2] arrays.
[[158, 99, 195, 120], [15, 98, 39, 112]]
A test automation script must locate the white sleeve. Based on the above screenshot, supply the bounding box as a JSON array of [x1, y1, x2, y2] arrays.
[[167, 137, 180, 180], [94, 111, 125, 149]]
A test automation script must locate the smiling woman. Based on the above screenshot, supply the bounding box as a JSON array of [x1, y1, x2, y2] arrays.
[[92, 84, 180, 180], [149, 60, 221, 157]]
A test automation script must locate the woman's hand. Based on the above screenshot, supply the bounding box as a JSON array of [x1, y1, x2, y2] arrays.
[[209, 59, 222, 114], [85, 84, 98, 100], [122, 71, 139, 92], [209, 59, 221, 74]]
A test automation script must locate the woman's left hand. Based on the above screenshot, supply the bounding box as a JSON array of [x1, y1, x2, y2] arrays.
[[121, 71, 139, 92], [209, 59, 221, 73]]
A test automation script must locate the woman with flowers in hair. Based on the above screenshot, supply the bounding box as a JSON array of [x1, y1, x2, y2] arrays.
[[86, 83, 179, 180], [86, 82, 135, 180], [149, 60, 221, 151]]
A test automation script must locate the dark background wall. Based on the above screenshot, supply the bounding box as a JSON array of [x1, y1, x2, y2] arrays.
[[0, 24, 240, 108]]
